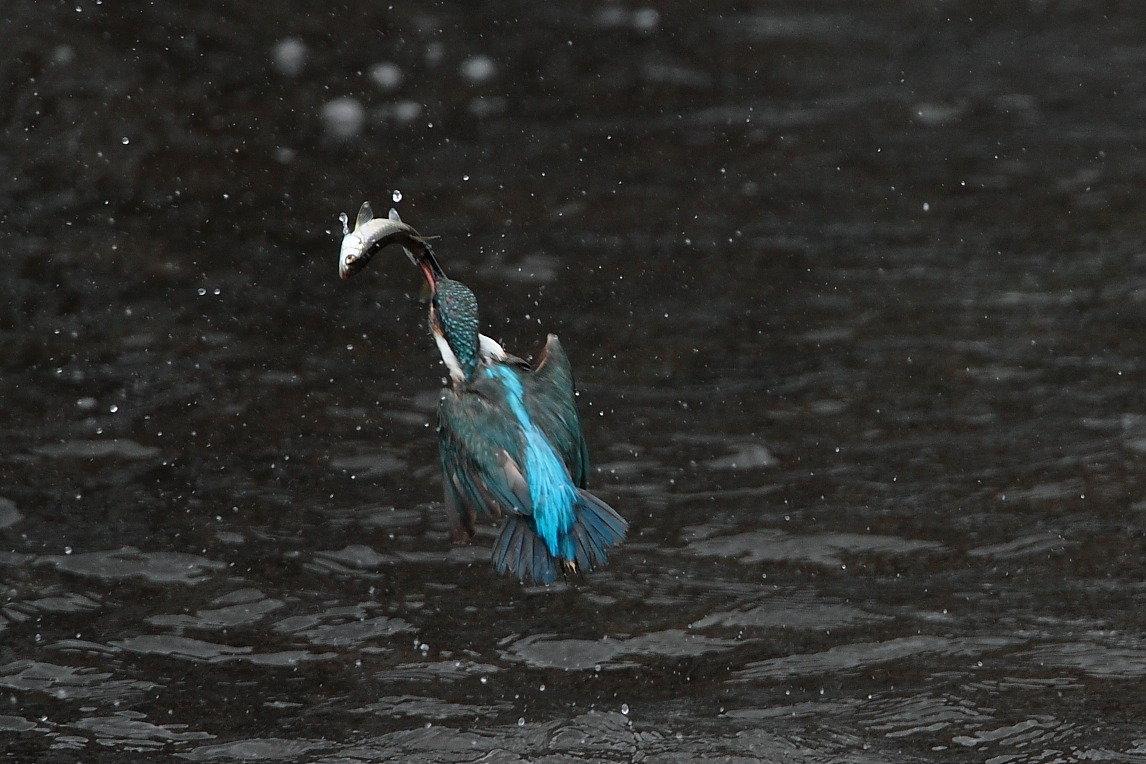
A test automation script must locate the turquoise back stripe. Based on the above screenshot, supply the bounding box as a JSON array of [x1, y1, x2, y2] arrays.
[[484, 365, 576, 557]]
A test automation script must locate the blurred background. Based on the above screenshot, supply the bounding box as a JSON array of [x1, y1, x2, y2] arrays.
[[4, 1, 1146, 761]]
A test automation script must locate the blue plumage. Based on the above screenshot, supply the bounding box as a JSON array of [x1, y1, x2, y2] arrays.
[[429, 277, 627, 585], [483, 365, 577, 559], [336, 208, 626, 585]]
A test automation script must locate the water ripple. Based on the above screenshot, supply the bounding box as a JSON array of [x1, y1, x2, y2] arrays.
[[38, 547, 226, 585], [351, 694, 509, 720], [0, 497, 23, 528], [685, 530, 943, 567], [733, 635, 1022, 682], [0, 714, 37, 732], [273, 603, 415, 648], [69, 712, 214, 744], [147, 593, 284, 630], [1021, 642, 1146, 678], [179, 737, 333, 761], [33, 439, 160, 459], [860, 694, 991, 739], [968, 531, 1073, 559], [376, 659, 499, 682], [110, 635, 337, 666], [691, 594, 890, 631], [0, 660, 158, 701], [504, 629, 739, 670]]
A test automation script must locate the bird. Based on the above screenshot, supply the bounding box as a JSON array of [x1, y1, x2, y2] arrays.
[[338, 203, 627, 584]]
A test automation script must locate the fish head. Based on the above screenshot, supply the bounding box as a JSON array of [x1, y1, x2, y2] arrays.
[[338, 201, 424, 279]]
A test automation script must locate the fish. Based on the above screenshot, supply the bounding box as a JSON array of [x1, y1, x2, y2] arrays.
[[338, 201, 437, 279]]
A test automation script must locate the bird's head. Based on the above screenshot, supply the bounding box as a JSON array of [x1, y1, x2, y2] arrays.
[[424, 272, 481, 384]]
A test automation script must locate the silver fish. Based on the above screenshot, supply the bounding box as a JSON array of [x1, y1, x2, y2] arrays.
[[338, 201, 428, 279]]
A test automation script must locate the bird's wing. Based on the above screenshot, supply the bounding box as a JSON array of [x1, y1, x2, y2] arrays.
[[525, 334, 591, 488], [437, 385, 531, 541]]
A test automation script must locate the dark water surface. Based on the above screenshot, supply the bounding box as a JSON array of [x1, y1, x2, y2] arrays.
[[5, 2, 1146, 761]]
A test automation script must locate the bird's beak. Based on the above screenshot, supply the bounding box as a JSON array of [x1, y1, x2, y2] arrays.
[[414, 244, 447, 293], [418, 257, 439, 293]]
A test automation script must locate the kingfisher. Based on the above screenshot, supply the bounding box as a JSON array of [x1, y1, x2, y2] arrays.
[[338, 202, 627, 585]]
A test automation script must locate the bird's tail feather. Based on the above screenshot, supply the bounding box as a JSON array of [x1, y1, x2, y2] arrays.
[[492, 515, 558, 584], [492, 490, 628, 585], [568, 490, 628, 571]]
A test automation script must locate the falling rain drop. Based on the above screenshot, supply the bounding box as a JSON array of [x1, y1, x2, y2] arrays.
[[321, 97, 366, 142], [459, 55, 496, 84], [271, 37, 308, 78], [370, 62, 403, 90]]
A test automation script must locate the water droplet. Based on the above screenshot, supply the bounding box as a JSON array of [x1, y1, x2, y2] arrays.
[[462, 174, 470, 181], [392, 189, 403, 203], [620, 703, 629, 715], [479, 676, 488, 685], [459, 55, 496, 83], [121, 136, 130, 145], [517, 717, 525, 727], [109, 405, 119, 414], [370, 62, 403, 90], [271, 37, 308, 77], [213, 288, 221, 296], [339, 211, 349, 235], [321, 97, 366, 142], [64, 546, 73, 555], [197, 287, 207, 296], [633, 8, 660, 31]]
